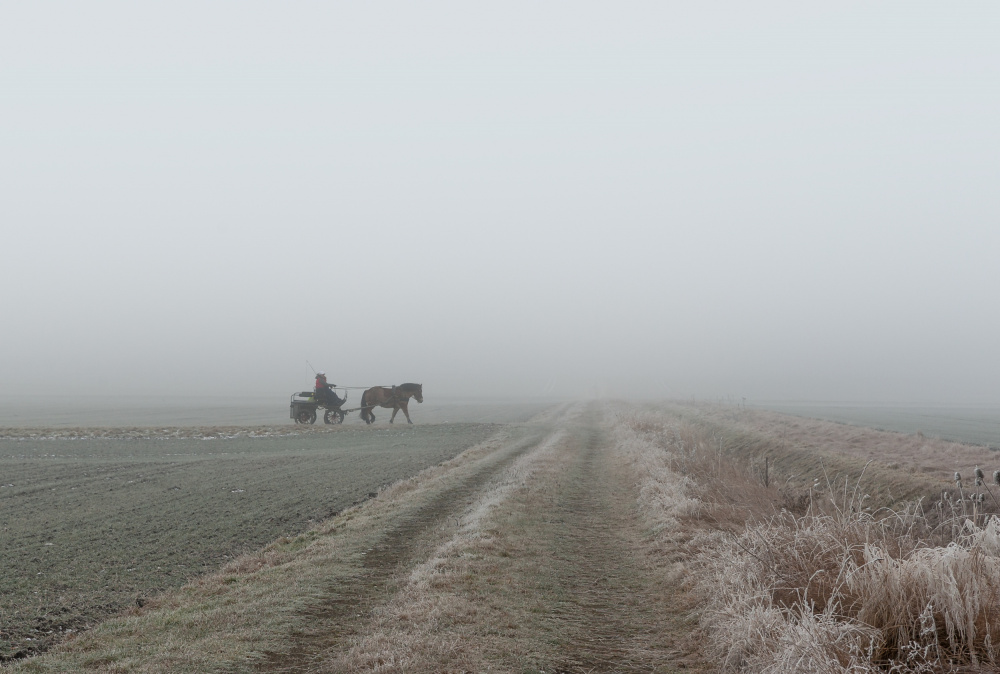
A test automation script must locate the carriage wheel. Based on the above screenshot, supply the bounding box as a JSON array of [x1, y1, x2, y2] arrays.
[[324, 409, 344, 425], [296, 409, 316, 424]]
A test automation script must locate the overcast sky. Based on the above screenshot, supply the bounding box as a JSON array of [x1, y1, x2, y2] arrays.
[[2, 2, 999, 403]]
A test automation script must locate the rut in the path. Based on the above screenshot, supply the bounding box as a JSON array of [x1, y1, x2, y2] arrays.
[[540, 418, 684, 673], [255, 426, 555, 674]]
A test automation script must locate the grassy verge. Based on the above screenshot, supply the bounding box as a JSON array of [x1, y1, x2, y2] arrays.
[[614, 403, 1000, 673]]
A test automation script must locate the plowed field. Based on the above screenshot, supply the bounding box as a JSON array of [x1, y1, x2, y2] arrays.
[[0, 423, 502, 660]]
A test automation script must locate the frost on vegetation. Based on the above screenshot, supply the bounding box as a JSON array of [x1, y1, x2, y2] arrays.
[[398, 430, 563, 591], [610, 412, 701, 531], [458, 429, 561, 535], [697, 508, 1000, 673], [330, 428, 563, 672]]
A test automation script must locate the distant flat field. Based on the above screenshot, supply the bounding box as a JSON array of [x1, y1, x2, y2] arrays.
[[0, 395, 545, 427], [0, 400, 551, 659], [759, 403, 1000, 447]]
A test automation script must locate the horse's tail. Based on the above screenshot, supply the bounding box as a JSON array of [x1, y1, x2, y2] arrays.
[[359, 390, 368, 421]]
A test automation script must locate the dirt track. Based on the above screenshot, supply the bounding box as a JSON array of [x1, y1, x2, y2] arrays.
[[255, 426, 551, 672], [525, 415, 697, 672], [254, 403, 698, 673]]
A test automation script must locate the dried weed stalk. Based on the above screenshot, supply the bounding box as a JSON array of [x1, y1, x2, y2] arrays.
[[698, 488, 1000, 671]]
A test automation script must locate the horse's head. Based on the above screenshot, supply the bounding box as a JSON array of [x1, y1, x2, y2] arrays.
[[397, 383, 423, 403], [401, 383, 422, 403]]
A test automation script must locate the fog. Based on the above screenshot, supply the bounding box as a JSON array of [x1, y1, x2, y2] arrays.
[[3, 2, 999, 404]]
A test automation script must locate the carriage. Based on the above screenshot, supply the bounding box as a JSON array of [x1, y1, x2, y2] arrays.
[[289, 391, 348, 425], [289, 383, 423, 425]]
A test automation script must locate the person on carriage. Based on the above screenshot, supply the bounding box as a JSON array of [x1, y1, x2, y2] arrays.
[[314, 371, 343, 407]]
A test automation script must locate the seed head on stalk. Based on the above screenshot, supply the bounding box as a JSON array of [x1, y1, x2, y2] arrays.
[[987, 471, 1000, 511], [954, 472, 968, 517], [975, 467, 985, 486]]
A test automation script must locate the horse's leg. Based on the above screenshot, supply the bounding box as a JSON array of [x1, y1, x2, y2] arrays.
[[401, 400, 412, 424], [360, 393, 370, 424], [389, 405, 398, 424]]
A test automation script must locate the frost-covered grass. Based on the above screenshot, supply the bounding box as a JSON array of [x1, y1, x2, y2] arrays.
[[320, 430, 566, 673], [699, 506, 1000, 672], [611, 409, 780, 534], [613, 406, 1000, 673], [610, 411, 701, 531]]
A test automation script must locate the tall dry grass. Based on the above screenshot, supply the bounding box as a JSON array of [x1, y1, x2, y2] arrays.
[[611, 408, 792, 534], [611, 407, 1000, 673], [609, 411, 701, 533], [699, 506, 1000, 672]]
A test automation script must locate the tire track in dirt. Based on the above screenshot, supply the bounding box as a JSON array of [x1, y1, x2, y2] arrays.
[[535, 408, 696, 673], [255, 416, 567, 674]]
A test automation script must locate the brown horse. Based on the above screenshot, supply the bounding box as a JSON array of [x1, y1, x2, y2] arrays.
[[360, 383, 423, 424]]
